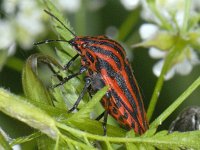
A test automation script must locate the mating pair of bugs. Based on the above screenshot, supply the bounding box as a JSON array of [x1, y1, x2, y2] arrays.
[[35, 10, 149, 135]]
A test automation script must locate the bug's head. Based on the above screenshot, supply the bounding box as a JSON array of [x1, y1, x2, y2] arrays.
[[68, 36, 91, 55]]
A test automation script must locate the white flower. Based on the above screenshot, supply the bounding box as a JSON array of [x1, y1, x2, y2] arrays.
[[150, 47, 200, 80], [2, 0, 18, 14], [58, 0, 81, 13], [0, 21, 14, 50], [1, 0, 45, 50], [16, 0, 44, 49], [139, 24, 159, 40], [120, 0, 140, 10], [139, 0, 200, 80]]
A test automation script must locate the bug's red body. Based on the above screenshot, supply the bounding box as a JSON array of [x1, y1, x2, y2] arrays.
[[69, 36, 149, 134]]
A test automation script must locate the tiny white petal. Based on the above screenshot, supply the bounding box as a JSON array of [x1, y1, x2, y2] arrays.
[[153, 60, 163, 77], [58, 0, 81, 13], [175, 59, 192, 75], [165, 67, 176, 80], [0, 21, 14, 49], [139, 24, 159, 40], [149, 47, 167, 59], [120, 0, 140, 10], [8, 43, 16, 56], [141, 0, 159, 23], [156, 0, 185, 13], [175, 11, 185, 28], [12, 145, 21, 150], [2, 0, 18, 14], [153, 60, 175, 80]]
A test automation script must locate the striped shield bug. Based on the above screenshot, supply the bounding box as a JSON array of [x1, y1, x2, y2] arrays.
[[35, 10, 149, 135]]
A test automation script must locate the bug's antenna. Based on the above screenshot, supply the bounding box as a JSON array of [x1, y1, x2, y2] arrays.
[[44, 9, 76, 37], [33, 39, 69, 45]]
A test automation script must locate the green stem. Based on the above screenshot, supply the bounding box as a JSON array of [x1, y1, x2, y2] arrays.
[[56, 121, 200, 147], [117, 9, 140, 41], [147, 38, 185, 120], [150, 75, 200, 128], [181, 0, 191, 34], [147, 49, 174, 120]]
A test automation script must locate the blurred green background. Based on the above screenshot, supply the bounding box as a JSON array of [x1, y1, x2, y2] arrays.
[[0, 0, 199, 149]]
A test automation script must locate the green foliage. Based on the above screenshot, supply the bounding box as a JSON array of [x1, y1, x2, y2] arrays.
[[0, 50, 9, 71], [0, 0, 200, 150], [0, 129, 12, 150]]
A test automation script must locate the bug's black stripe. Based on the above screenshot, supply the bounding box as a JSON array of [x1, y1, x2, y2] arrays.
[[110, 89, 141, 129], [88, 46, 122, 70], [86, 51, 94, 63], [98, 58, 139, 116], [86, 36, 126, 58], [81, 37, 125, 59], [124, 63, 145, 123], [96, 40, 125, 59], [109, 89, 121, 108]]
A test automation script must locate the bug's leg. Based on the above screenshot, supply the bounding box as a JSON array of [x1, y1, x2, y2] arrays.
[[53, 54, 79, 78], [103, 110, 108, 136], [68, 77, 91, 112], [47, 64, 64, 81], [63, 54, 79, 70], [96, 111, 105, 121], [95, 111, 109, 135], [51, 65, 88, 88]]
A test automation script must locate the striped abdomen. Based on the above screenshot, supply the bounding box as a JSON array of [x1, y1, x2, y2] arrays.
[[69, 36, 149, 134]]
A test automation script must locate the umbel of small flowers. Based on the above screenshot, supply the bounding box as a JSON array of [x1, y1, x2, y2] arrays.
[[135, 0, 200, 80]]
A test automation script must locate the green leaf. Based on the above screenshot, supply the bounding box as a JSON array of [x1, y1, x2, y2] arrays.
[[133, 32, 177, 50], [10, 132, 41, 146], [67, 118, 126, 137], [0, 88, 60, 139], [22, 53, 62, 105], [68, 86, 109, 120], [125, 130, 137, 150], [37, 135, 66, 150], [149, 130, 200, 149]]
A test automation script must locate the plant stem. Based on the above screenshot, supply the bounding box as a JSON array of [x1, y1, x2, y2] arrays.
[[147, 38, 185, 120], [147, 48, 174, 120], [117, 9, 140, 41], [150, 75, 200, 128], [181, 0, 191, 34]]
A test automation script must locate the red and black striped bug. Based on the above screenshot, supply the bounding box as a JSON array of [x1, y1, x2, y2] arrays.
[[35, 10, 149, 135]]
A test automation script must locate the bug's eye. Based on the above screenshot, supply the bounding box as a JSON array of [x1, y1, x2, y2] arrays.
[[82, 43, 88, 49]]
